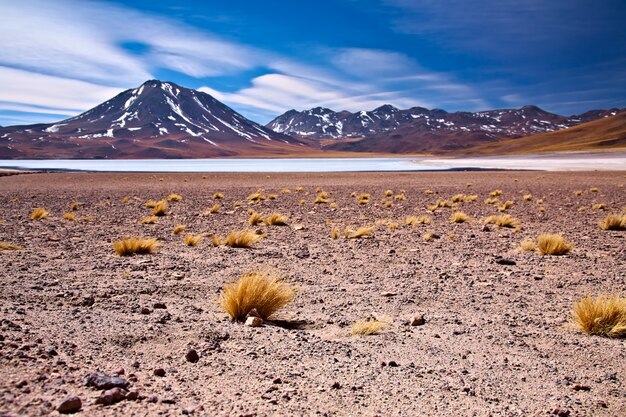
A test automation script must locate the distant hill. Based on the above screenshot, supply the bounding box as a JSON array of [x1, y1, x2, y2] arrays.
[[465, 110, 626, 155], [0, 80, 310, 159]]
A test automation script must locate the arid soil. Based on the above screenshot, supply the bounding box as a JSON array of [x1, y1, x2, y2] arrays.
[[1, 171, 625, 417]]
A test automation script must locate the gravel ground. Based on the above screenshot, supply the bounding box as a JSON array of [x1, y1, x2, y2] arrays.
[[1, 171, 625, 417]]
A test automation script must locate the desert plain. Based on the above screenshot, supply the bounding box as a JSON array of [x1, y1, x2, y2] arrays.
[[0, 170, 625, 417]]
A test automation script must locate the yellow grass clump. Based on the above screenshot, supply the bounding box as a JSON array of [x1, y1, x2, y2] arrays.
[[599, 214, 626, 231], [121, 196, 131, 203], [484, 214, 521, 230], [151, 200, 168, 216], [423, 232, 438, 241], [299, 199, 306, 205], [497, 200, 514, 212], [213, 192, 224, 199], [63, 212, 77, 221], [295, 186, 304, 192], [572, 295, 626, 338], [423, 189, 433, 195], [450, 211, 471, 223], [113, 237, 159, 256], [183, 234, 204, 246], [490, 189, 503, 197], [589, 187, 599, 193], [357, 193, 371, 205], [204, 203, 221, 215], [281, 188, 291, 194], [314, 194, 329, 204], [536, 233, 572, 255], [464, 195, 478, 202], [387, 221, 399, 230], [406, 215, 431, 226], [264, 212, 288, 226], [592, 203, 606, 210], [523, 194, 533, 201], [484, 197, 499, 205], [247, 192, 265, 202], [451, 194, 465, 203], [219, 271, 295, 321], [394, 193, 406, 201], [140, 215, 158, 224], [173, 224, 186, 234], [248, 211, 263, 226], [330, 228, 340, 239], [574, 190, 583, 196], [519, 238, 536, 252], [70, 201, 79, 211], [382, 200, 393, 208], [267, 194, 277, 200], [167, 193, 183, 202], [351, 319, 386, 336], [384, 190, 393, 197], [223, 229, 261, 248], [0, 241, 24, 251], [145, 200, 158, 208], [345, 226, 375, 239], [31, 208, 48, 220]]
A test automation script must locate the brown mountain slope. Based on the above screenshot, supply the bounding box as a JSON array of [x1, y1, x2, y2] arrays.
[[465, 110, 626, 155]]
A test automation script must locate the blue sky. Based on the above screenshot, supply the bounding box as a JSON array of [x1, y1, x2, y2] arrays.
[[1, 0, 624, 126]]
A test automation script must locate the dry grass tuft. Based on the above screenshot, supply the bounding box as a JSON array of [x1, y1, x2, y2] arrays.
[[387, 221, 399, 230], [268, 194, 278, 200], [299, 199, 306, 205], [519, 238, 536, 252], [578, 206, 588, 212], [592, 203, 606, 210], [63, 212, 77, 221], [213, 192, 224, 199], [484, 197, 499, 205], [423, 232, 439, 241], [423, 189, 433, 195], [464, 195, 478, 202], [574, 190, 583, 196], [523, 194, 533, 201], [281, 188, 291, 194], [183, 234, 204, 246], [0, 241, 24, 251], [219, 271, 295, 321], [451, 194, 465, 203], [295, 186, 304, 192], [572, 295, 626, 338], [345, 226, 375, 239], [599, 214, 626, 231], [70, 201, 79, 211], [384, 189, 393, 197], [151, 200, 168, 216], [351, 319, 386, 335], [223, 229, 261, 248], [406, 215, 431, 226], [31, 207, 48, 220], [497, 200, 514, 212], [247, 191, 265, 202], [450, 211, 471, 223], [535, 233, 572, 255], [145, 200, 158, 208], [167, 193, 183, 202], [113, 237, 159, 256], [173, 224, 186, 234], [121, 196, 131, 203], [140, 215, 158, 224], [394, 193, 406, 201], [357, 193, 371, 205], [314, 194, 329, 204], [330, 228, 340, 239], [381, 200, 393, 208], [484, 214, 521, 230], [490, 189, 503, 197], [264, 212, 288, 226], [589, 187, 599, 193], [248, 211, 263, 226], [210, 235, 222, 247]]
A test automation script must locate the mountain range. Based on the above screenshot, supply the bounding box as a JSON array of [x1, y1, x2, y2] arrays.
[[0, 80, 623, 159]]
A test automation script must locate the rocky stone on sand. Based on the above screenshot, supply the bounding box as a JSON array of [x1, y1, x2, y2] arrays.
[[245, 316, 263, 327], [95, 387, 127, 406], [84, 373, 130, 390], [410, 314, 426, 326], [185, 348, 199, 363], [153, 302, 167, 309], [495, 257, 516, 266], [154, 368, 166, 377], [57, 396, 82, 414]]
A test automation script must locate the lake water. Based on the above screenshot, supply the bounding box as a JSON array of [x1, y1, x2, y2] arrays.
[[0, 154, 624, 172]]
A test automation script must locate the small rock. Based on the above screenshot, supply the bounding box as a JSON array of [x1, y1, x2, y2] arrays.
[[410, 314, 426, 326], [161, 397, 177, 404], [295, 247, 310, 258], [84, 373, 130, 390], [331, 382, 342, 389], [96, 387, 127, 406], [126, 391, 139, 401], [388, 361, 399, 367], [381, 291, 397, 297], [153, 302, 166, 309], [245, 316, 263, 327], [495, 257, 516, 266], [48, 235, 60, 242], [185, 349, 199, 363], [552, 408, 570, 417], [246, 308, 261, 318], [154, 368, 166, 377], [140, 307, 151, 315], [57, 396, 82, 414], [81, 296, 95, 307], [46, 346, 58, 356], [573, 384, 591, 391]]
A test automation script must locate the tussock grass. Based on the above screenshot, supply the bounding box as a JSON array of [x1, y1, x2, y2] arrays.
[[484, 197, 499, 205], [406, 215, 431, 226], [387, 221, 399, 230], [299, 199, 306, 205], [63, 212, 77, 221], [247, 191, 265, 202], [213, 192, 224, 199], [223, 229, 261, 248], [345, 226, 375, 239], [121, 196, 131, 203], [423, 232, 438, 241], [219, 271, 295, 321], [394, 193, 406, 201], [264, 212, 288, 226], [268, 194, 278, 200], [0, 241, 24, 251], [31, 208, 48, 220], [351, 319, 386, 335], [357, 193, 371, 205], [233, 201, 243, 207], [81, 215, 94, 222], [464, 195, 478, 202], [145, 200, 158, 208], [207, 203, 221, 214], [490, 189, 503, 197], [599, 214, 626, 231], [573, 295, 626, 337], [484, 214, 521, 229], [523, 194, 533, 201], [450, 211, 471, 223], [578, 206, 588, 212], [281, 188, 291, 194], [314, 194, 329, 204], [140, 215, 158, 224], [519, 238, 536, 252], [183, 234, 204, 246], [590, 187, 599, 193], [330, 202, 338, 209], [384, 189, 393, 197], [451, 194, 465, 203], [574, 190, 583, 196], [497, 200, 514, 212], [167, 193, 183, 202], [330, 228, 340, 239], [294, 186, 303, 192], [248, 211, 263, 226], [113, 237, 159, 256], [210, 235, 222, 247], [70, 201, 79, 211], [173, 224, 186, 234], [151, 200, 168, 216], [536, 233, 572, 255], [381, 200, 393, 208], [592, 203, 606, 210], [423, 189, 433, 195]]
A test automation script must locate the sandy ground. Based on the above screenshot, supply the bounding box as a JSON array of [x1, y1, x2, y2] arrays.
[[1, 171, 625, 417]]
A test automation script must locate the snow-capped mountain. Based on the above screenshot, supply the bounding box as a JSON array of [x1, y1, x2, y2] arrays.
[[0, 80, 304, 158], [267, 104, 621, 142]]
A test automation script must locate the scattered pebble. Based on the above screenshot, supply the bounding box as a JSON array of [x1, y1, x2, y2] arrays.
[[57, 396, 82, 414]]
